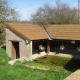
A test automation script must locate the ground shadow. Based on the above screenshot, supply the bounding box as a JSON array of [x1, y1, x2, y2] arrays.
[[51, 47, 80, 72], [64, 58, 80, 72], [0, 44, 6, 50]]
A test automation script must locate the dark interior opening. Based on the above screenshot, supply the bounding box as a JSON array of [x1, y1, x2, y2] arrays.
[[50, 40, 80, 55], [32, 40, 47, 54], [11, 41, 20, 59]]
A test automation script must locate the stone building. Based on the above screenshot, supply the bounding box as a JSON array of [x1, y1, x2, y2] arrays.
[[6, 23, 50, 60], [6, 23, 80, 60]]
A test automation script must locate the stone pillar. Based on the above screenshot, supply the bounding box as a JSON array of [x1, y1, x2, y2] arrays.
[[47, 40, 50, 53], [29, 41, 32, 55], [29, 41, 32, 60]]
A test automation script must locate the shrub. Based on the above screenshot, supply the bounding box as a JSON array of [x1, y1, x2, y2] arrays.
[[0, 40, 4, 46], [0, 48, 10, 65]]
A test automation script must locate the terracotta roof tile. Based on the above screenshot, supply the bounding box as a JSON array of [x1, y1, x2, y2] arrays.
[[6, 23, 80, 41], [6, 23, 48, 41], [46, 25, 80, 40]]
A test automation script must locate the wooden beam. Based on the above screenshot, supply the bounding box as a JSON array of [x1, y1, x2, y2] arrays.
[[47, 40, 50, 53]]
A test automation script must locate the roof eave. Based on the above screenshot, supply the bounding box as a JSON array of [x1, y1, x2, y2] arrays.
[[5, 23, 31, 42]]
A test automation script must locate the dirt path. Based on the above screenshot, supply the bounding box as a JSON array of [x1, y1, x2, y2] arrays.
[[64, 69, 80, 80]]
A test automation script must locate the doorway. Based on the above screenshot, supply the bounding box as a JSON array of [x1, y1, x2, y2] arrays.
[[11, 41, 20, 60]]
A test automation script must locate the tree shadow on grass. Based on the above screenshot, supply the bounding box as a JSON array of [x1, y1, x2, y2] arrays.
[[64, 58, 80, 72], [50, 47, 80, 72]]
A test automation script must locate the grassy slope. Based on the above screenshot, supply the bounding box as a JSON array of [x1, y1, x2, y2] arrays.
[[0, 48, 70, 80], [0, 48, 10, 65], [0, 65, 70, 80]]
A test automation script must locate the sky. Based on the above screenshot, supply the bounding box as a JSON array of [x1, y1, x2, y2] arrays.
[[10, 0, 78, 21]]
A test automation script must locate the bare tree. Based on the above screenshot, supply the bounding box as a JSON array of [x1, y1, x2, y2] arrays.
[[0, 0, 20, 23], [0, 0, 20, 41], [54, 0, 78, 24], [31, 4, 53, 26], [78, 0, 80, 24], [30, 0, 78, 25]]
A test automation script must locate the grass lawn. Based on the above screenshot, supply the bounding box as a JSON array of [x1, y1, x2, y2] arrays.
[[34, 55, 80, 72], [0, 48, 71, 80], [0, 65, 70, 80]]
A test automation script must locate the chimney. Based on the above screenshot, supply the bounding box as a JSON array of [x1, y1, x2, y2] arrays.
[[78, 0, 80, 24]]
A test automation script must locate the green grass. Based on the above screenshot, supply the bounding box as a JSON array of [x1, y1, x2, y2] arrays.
[[34, 55, 71, 66], [0, 48, 71, 80], [24, 58, 70, 72], [0, 48, 10, 65], [0, 65, 70, 80], [34, 55, 80, 72], [23, 60, 50, 69]]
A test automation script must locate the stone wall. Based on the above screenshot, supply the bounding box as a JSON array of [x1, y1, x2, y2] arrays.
[[6, 27, 32, 60]]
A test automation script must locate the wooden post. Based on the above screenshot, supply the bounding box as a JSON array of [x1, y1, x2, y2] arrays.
[[47, 40, 50, 53]]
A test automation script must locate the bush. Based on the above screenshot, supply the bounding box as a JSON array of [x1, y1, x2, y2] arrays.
[[0, 48, 10, 65], [0, 40, 4, 46]]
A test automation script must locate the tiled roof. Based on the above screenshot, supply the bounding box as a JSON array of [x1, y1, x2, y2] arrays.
[[46, 25, 80, 40], [6, 23, 80, 41], [5, 23, 48, 41]]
